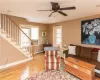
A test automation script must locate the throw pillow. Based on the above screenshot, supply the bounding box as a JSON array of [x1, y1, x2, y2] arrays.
[[97, 50, 100, 62], [70, 44, 81, 56], [68, 46, 76, 55]]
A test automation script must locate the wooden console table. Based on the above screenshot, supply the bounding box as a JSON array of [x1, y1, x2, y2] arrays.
[[64, 57, 96, 80]]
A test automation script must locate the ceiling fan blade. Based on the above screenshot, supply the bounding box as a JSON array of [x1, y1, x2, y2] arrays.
[[58, 11, 67, 16], [60, 6, 76, 10], [51, 2, 58, 5], [37, 10, 52, 11], [48, 12, 54, 17]]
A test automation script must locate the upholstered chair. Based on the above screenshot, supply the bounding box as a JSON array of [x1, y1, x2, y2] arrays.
[[44, 47, 61, 70]]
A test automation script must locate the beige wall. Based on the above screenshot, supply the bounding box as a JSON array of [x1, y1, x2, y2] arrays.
[[0, 36, 27, 66], [9, 15, 49, 52], [49, 14, 100, 48], [47, 25, 53, 44]]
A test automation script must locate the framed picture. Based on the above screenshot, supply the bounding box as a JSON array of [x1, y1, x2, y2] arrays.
[[81, 18, 100, 45], [42, 32, 46, 36]]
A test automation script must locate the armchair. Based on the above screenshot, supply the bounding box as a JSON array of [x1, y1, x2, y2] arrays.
[[44, 47, 61, 70]]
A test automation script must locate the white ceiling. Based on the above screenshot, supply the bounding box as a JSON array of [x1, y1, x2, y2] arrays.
[[0, 0, 100, 24]]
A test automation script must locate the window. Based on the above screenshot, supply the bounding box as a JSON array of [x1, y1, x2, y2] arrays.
[[20, 25, 39, 46], [56, 27, 62, 45], [21, 28, 30, 48], [31, 27, 39, 45]]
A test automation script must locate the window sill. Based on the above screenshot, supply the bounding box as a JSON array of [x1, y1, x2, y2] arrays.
[[32, 45, 39, 46]]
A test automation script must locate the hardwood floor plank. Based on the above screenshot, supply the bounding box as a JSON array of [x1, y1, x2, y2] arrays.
[[0, 53, 100, 80]]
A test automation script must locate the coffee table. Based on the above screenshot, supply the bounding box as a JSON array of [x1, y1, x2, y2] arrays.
[[64, 57, 96, 80]]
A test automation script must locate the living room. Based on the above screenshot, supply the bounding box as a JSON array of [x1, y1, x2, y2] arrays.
[[0, 0, 100, 80]]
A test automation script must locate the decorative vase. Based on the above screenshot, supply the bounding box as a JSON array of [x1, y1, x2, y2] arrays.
[[88, 34, 96, 44]]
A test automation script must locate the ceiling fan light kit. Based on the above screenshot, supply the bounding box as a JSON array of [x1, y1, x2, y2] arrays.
[[38, 2, 76, 17]]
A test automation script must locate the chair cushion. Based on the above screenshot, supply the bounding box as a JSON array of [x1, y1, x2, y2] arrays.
[[95, 72, 100, 77], [80, 47, 92, 59], [45, 56, 60, 63], [45, 50, 59, 56], [91, 52, 98, 61], [66, 54, 76, 58], [90, 60, 100, 70]]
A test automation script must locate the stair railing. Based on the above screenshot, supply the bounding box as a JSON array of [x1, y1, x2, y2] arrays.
[[0, 14, 33, 57]]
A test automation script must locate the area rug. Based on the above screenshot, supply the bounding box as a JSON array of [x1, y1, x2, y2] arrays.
[[29, 70, 80, 80]]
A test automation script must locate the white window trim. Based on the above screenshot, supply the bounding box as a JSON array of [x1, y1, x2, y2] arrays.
[[20, 25, 39, 46], [53, 25, 62, 47], [20, 27, 31, 48], [31, 27, 39, 46]]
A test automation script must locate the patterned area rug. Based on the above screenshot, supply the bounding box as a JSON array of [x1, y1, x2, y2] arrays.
[[29, 70, 80, 80]]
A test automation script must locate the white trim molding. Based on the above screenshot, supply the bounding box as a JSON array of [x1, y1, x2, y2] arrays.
[[0, 57, 33, 69], [36, 51, 43, 54]]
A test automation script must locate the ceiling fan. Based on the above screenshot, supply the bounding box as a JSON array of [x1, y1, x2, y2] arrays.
[[37, 2, 76, 17]]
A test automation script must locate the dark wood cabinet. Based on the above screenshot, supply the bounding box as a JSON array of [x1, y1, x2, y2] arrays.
[[43, 44, 52, 52]]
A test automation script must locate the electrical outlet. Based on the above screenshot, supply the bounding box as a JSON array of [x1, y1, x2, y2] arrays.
[[6, 57, 8, 60], [4, 57, 9, 66]]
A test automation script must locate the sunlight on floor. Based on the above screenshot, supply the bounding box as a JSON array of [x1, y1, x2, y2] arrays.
[[21, 67, 29, 80]]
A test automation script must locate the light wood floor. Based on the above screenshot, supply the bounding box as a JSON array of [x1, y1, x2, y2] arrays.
[[0, 53, 100, 80]]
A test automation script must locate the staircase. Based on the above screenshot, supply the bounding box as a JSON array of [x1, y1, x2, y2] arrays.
[[0, 14, 33, 58]]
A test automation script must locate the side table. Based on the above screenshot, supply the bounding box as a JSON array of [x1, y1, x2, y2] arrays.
[[60, 48, 67, 59]]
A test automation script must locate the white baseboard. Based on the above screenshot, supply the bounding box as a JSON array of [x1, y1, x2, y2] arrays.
[[0, 57, 33, 69], [36, 51, 43, 53]]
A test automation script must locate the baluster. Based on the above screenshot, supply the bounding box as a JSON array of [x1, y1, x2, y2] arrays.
[[8, 18, 10, 37], [12, 22, 14, 41], [0, 14, 1, 29], [9, 20, 11, 37], [18, 27, 20, 45], [3, 14, 5, 33], [17, 27, 20, 45], [12, 23, 14, 41], [16, 27, 19, 44], [29, 42, 31, 53], [15, 25, 17, 42], [28, 42, 30, 53], [11, 22, 13, 38], [13, 24, 15, 41], [11, 22, 13, 40], [2, 14, 4, 33], [7, 17, 9, 37], [6, 15, 9, 37], [30, 45, 32, 57], [4, 14, 6, 33], [1, 14, 3, 33], [23, 32, 25, 49]]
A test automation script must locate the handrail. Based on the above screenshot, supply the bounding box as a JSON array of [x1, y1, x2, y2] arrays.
[[6, 15, 33, 43]]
